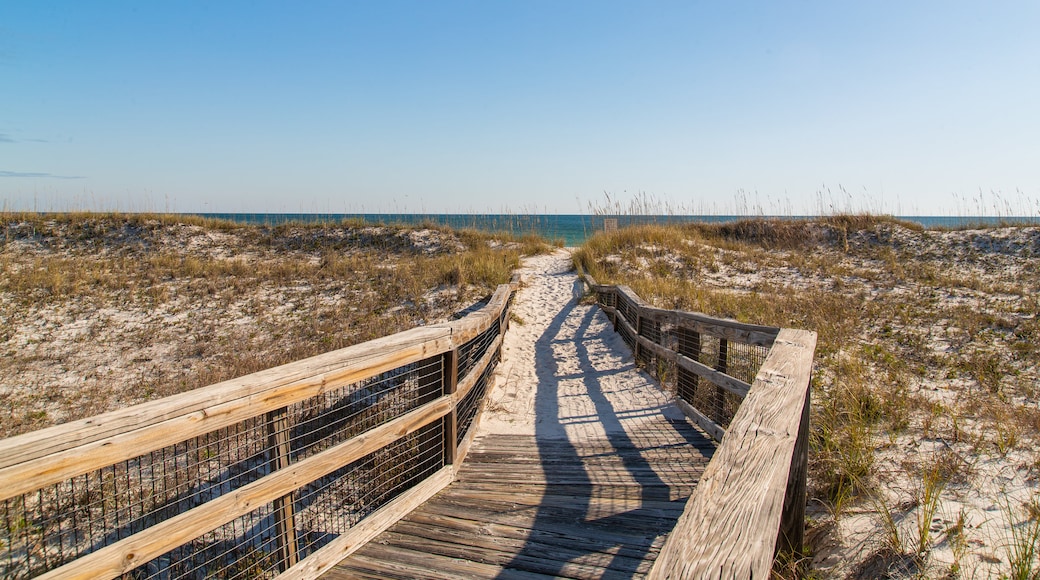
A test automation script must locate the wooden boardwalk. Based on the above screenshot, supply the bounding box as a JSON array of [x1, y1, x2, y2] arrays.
[[321, 419, 714, 579]]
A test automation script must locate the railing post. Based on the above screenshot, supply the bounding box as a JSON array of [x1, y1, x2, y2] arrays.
[[714, 338, 728, 424], [778, 384, 810, 559], [443, 350, 459, 466], [266, 406, 299, 570], [634, 314, 644, 364]]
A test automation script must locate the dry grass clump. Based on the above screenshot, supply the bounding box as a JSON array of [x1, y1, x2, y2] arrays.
[[575, 216, 1040, 578], [0, 212, 549, 437]]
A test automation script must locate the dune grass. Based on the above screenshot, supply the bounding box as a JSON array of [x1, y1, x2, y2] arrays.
[[575, 215, 1040, 577]]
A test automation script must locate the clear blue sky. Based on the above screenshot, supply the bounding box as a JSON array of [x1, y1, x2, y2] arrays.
[[2, 1, 1038, 215]]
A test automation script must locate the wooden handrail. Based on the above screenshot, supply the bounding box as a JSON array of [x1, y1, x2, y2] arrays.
[[648, 328, 816, 579], [578, 270, 816, 577], [0, 275, 521, 580]]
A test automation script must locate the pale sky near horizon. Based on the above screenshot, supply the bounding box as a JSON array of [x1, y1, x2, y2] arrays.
[[2, 1, 1038, 215]]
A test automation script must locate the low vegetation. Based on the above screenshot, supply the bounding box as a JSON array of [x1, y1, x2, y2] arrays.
[[574, 216, 1040, 578], [0, 212, 551, 437]]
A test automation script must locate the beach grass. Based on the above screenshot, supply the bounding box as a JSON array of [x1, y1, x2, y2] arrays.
[[574, 215, 1040, 577]]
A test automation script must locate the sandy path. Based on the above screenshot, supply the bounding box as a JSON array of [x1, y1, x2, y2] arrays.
[[480, 249, 690, 442]]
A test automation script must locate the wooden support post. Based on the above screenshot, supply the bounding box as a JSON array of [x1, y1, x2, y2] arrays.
[[634, 314, 644, 364], [443, 350, 459, 466], [778, 385, 810, 558], [714, 338, 729, 424], [266, 407, 299, 571]]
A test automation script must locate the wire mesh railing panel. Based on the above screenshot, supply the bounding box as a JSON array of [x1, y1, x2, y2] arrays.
[[284, 356, 444, 463], [125, 415, 448, 580], [674, 326, 702, 361], [456, 319, 500, 381], [639, 316, 662, 346], [456, 354, 497, 447], [1, 417, 271, 579], [724, 340, 769, 386], [294, 419, 445, 561], [133, 500, 283, 579], [596, 289, 616, 310]]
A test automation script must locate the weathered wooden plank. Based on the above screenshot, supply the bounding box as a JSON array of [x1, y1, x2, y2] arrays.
[[279, 466, 454, 580], [589, 282, 778, 346], [37, 397, 452, 580], [357, 532, 632, 580], [445, 483, 697, 507], [648, 328, 817, 580], [335, 543, 558, 580], [374, 528, 650, 578], [401, 508, 673, 549], [420, 493, 687, 535]]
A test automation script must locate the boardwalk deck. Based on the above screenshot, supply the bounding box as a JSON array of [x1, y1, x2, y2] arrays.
[[322, 420, 713, 580]]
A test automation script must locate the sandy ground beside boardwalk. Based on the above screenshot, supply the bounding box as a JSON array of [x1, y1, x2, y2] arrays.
[[480, 249, 691, 442]]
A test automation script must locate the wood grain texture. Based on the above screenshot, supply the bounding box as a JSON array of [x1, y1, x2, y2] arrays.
[[322, 421, 714, 580], [647, 328, 817, 580]]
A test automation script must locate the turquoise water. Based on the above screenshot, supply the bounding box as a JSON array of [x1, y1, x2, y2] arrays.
[[196, 213, 1039, 247]]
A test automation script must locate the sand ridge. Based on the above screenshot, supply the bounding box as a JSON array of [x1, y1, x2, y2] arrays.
[[480, 248, 690, 442]]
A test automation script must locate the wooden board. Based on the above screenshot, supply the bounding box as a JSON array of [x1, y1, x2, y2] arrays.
[[322, 417, 714, 580]]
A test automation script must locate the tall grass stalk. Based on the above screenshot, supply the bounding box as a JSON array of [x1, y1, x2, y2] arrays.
[[1002, 494, 1040, 580]]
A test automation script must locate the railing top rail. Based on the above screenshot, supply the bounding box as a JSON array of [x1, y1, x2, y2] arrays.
[[0, 278, 519, 503], [583, 276, 781, 345]]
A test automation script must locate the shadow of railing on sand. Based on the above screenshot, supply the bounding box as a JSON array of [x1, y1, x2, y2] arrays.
[[497, 273, 714, 578]]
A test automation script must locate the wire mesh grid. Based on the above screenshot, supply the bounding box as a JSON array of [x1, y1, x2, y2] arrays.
[[456, 354, 497, 446], [596, 289, 616, 310], [282, 356, 444, 463], [134, 500, 283, 580], [0, 355, 447, 579], [293, 419, 445, 561], [129, 395, 448, 579], [638, 316, 663, 346], [616, 317, 636, 350], [674, 326, 702, 362], [723, 340, 769, 385], [456, 318, 500, 381], [2, 417, 270, 579]]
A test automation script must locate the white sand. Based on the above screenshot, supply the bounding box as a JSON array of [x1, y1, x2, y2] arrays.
[[480, 249, 689, 442]]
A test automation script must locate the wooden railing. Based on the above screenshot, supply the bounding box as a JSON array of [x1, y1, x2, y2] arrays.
[[582, 274, 817, 578], [0, 276, 519, 580]]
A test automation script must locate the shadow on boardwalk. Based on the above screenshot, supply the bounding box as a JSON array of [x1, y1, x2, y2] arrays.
[[322, 267, 714, 580], [495, 278, 714, 579]]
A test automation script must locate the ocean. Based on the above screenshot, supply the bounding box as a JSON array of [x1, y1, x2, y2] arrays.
[[199, 213, 1038, 247]]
